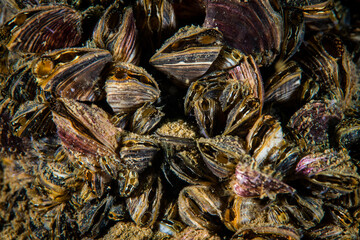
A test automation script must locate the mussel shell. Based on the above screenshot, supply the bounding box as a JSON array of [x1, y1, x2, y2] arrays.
[[223, 56, 264, 107], [283, 194, 324, 229], [301, 0, 348, 31], [326, 203, 353, 228], [126, 176, 163, 227], [287, 100, 343, 150], [108, 202, 127, 221], [119, 132, 160, 173], [150, 25, 224, 86], [185, 61, 263, 137], [304, 224, 344, 239], [270, 143, 301, 179], [216, 56, 264, 114], [264, 61, 302, 104], [223, 95, 261, 136], [130, 103, 164, 135], [52, 98, 120, 174], [11, 100, 55, 138], [295, 149, 360, 192], [117, 168, 139, 197], [231, 157, 295, 199], [294, 33, 357, 108], [246, 115, 285, 166], [193, 97, 222, 138], [295, 33, 343, 99], [223, 196, 264, 232], [335, 118, 360, 159], [77, 196, 113, 237], [32, 48, 112, 101], [204, 0, 283, 66], [35, 160, 82, 202], [157, 219, 186, 238], [84, 170, 112, 198], [2, 64, 39, 103], [52, 111, 106, 170], [279, 8, 305, 62], [55, 98, 118, 152], [185, 71, 227, 116], [135, 0, 177, 52], [267, 203, 290, 226], [0, 5, 82, 53], [105, 62, 160, 114], [197, 135, 247, 179], [93, 4, 140, 64], [185, 73, 227, 137], [163, 149, 217, 185], [178, 184, 223, 231]]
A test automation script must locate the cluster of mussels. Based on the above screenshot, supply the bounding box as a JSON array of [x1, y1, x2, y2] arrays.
[[1, 0, 360, 239]]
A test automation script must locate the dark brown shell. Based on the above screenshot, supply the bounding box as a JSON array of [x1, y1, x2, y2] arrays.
[[32, 48, 112, 102], [162, 149, 217, 185], [0, 5, 82, 53], [77, 196, 113, 237], [185, 58, 263, 137], [11, 100, 55, 138], [178, 184, 223, 231], [93, 5, 140, 64], [335, 118, 360, 160], [119, 133, 160, 173], [126, 176, 163, 227], [197, 135, 247, 179], [2, 64, 39, 103], [130, 103, 164, 135], [204, 0, 283, 66], [135, 0, 177, 53], [279, 9, 305, 62], [264, 61, 303, 104], [294, 33, 358, 109]]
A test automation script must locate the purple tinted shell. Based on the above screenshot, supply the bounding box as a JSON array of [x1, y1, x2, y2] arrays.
[[232, 165, 294, 198], [204, 0, 283, 65]]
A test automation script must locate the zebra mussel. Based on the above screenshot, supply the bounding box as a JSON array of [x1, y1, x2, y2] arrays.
[[1, 0, 360, 239]]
